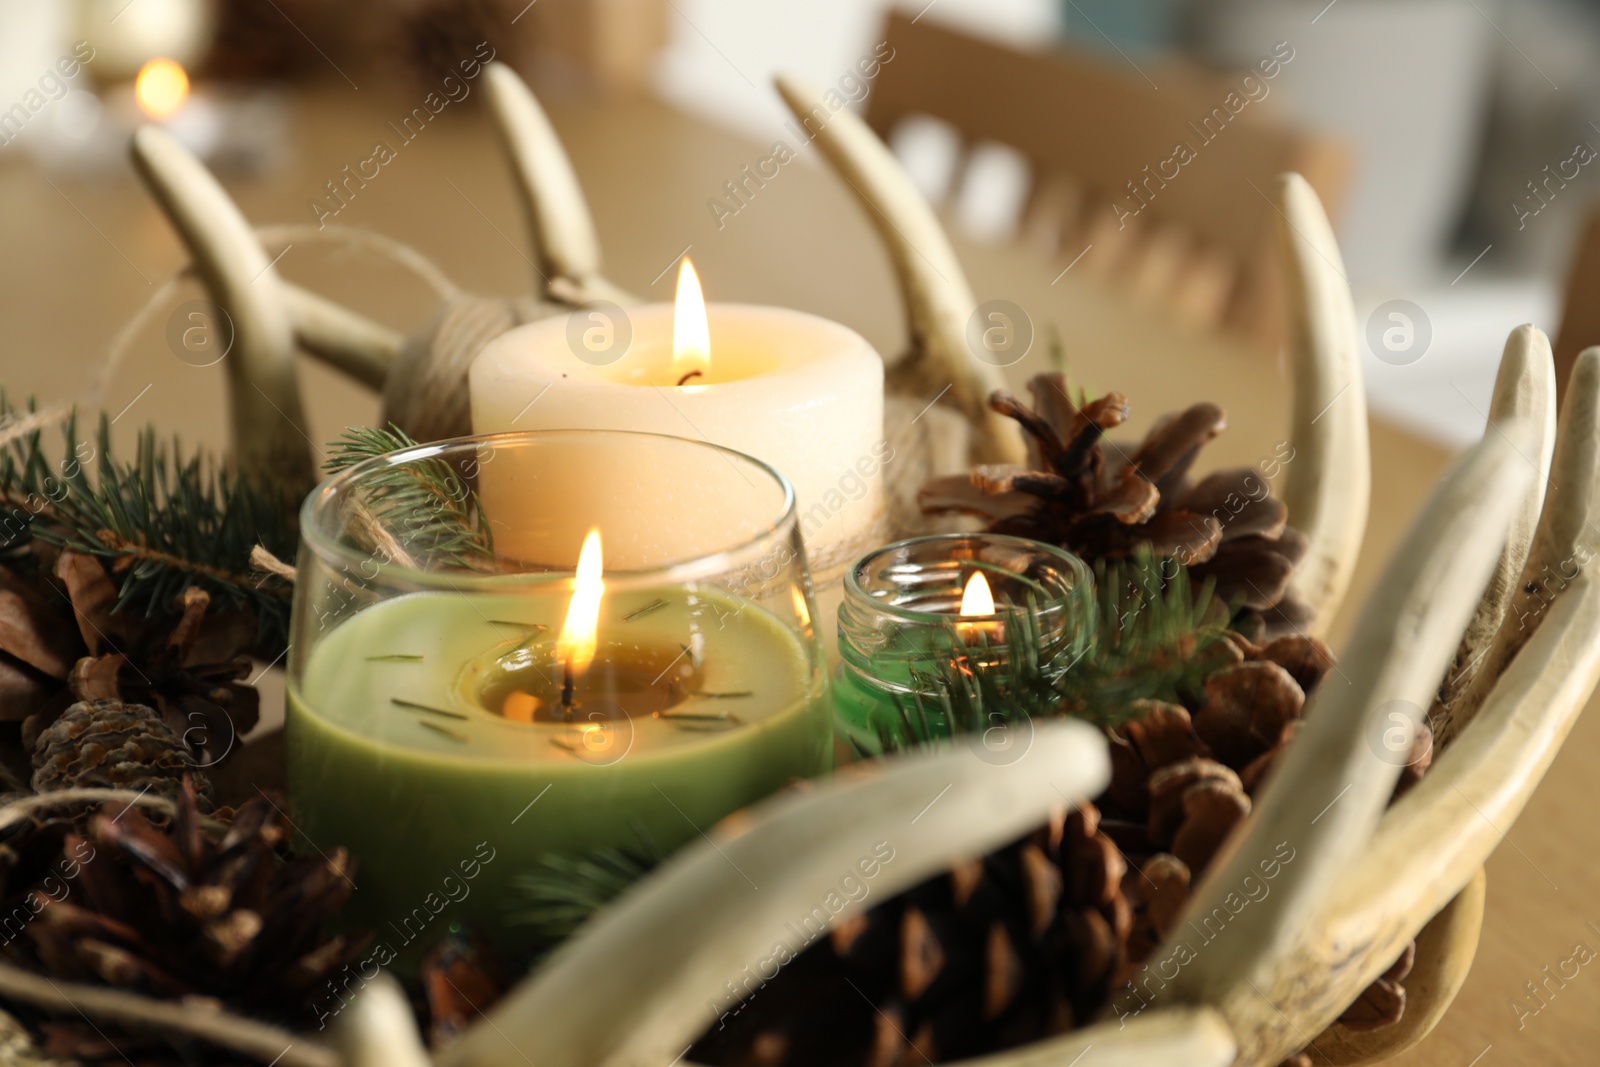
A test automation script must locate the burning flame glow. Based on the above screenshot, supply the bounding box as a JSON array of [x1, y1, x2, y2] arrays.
[[959, 571, 995, 617], [791, 586, 811, 629], [672, 257, 711, 383], [557, 529, 604, 677], [135, 58, 190, 120]]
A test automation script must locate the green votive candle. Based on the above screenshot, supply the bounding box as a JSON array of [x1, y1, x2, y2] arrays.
[[287, 584, 829, 961], [833, 534, 1093, 756]]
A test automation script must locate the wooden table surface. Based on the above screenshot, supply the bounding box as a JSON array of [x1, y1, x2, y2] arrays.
[[0, 85, 1592, 1064]]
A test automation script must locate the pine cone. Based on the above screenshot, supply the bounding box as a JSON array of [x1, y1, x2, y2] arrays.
[[1099, 636, 1429, 1060], [31, 701, 212, 811], [688, 805, 1131, 1066], [691, 633, 1421, 1063], [919, 373, 1313, 639], [21, 778, 363, 1021], [0, 548, 257, 776], [1101, 636, 1329, 869], [0, 794, 86, 911]]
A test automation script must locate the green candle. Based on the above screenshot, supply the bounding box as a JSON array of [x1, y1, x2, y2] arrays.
[[833, 534, 1092, 756], [287, 584, 828, 962], [288, 430, 829, 970]]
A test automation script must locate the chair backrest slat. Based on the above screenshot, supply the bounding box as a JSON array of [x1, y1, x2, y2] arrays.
[[864, 11, 1350, 344]]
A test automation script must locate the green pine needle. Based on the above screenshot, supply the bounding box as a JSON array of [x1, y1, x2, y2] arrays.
[[0, 395, 297, 650], [325, 425, 494, 569], [508, 827, 668, 950]]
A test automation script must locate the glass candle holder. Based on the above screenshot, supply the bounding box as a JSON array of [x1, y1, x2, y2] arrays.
[[834, 534, 1094, 756], [287, 431, 829, 964]]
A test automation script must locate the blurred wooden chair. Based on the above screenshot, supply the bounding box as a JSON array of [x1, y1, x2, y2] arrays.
[[1554, 205, 1600, 406], [525, 0, 669, 94], [862, 10, 1350, 346]]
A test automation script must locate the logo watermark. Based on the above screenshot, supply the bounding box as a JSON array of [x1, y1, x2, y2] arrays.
[[1366, 299, 1432, 366]]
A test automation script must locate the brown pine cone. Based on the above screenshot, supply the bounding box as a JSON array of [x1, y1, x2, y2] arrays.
[[919, 373, 1313, 639], [1104, 700, 1210, 822], [0, 794, 87, 912], [22, 778, 363, 1021], [1192, 661, 1306, 769], [0, 549, 257, 771], [30, 701, 211, 811], [1253, 635, 1338, 692], [1121, 852, 1190, 963], [688, 622, 1418, 1064], [688, 805, 1132, 1066], [1149, 760, 1252, 872], [1103, 635, 1427, 1062], [1336, 942, 1414, 1030]]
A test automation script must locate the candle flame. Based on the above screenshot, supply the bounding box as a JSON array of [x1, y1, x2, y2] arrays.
[[135, 58, 190, 120], [557, 529, 604, 677], [790, 585, 811, 629], [959, 571, 995, 617], [672, 257, 711, 383]]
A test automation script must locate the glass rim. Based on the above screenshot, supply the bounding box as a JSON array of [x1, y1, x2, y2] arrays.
[[843, 532, 1091, 625], [297, 428, 800, 592]]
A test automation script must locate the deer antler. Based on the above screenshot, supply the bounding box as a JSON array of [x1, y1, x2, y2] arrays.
[[338, 973, 432, 1067], [1305, 569, 1600, 1063], [1242, 364, 1600, 1057], [1431, 324, 1557, 744], [482, 63, 632, 307], [1275, 173, 1370, 632], [1444, 345, 1600, 737], [433, 721, 1106, 1067], [133, 65, 645, 457], [774, 75, 1025, 467], [129, 128, 404, 490], [1144, 424, 1536, 1066], [130, 127, 313, 496]]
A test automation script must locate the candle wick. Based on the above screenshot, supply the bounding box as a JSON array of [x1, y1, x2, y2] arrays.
[[675, 369, 704, 387], [561, 656, 576, 720]]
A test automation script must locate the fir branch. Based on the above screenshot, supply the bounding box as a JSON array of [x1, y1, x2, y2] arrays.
[[324, 425, 494, 569], [95, 531, 277, 589], [508, 827, 668, 950], [0, 395, 297, 650]]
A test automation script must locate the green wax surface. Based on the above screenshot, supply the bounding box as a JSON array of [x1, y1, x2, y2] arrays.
[[287, 588, 829, 964]]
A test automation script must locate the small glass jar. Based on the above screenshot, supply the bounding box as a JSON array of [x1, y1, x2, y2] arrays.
[[834, 533, 1094, 755]]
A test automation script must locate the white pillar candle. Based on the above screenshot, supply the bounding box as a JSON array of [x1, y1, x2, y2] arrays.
[[469, 262, 889, 590]]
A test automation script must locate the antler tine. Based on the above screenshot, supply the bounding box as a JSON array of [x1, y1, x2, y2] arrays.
[[774, 75, 1025, 465], [440, 721, 1108, 1067], [280, 285, 403, 391], [482, 62, 630, 306], [130, 129, 405, 489], [1432, 325, 1557, 745], [1446, 346, 1600, 741], [1308, 570, 1600, 1052], [920, 1006, 1238, 1067], [1146, 426, 1535, 1065], [131, 126, 313, 496], [1275, 173, 1370, 634], [338, 972, 433, 1067]]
